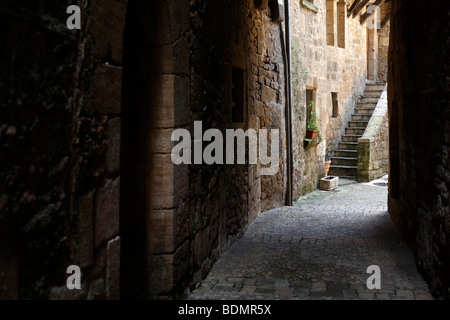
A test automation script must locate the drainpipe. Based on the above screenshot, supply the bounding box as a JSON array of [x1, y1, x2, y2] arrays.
[[284, 0, 294, 206]]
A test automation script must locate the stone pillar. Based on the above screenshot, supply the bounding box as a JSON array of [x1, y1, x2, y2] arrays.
[[337, 0, 346, 48], [145, 0, 191, 298], [388, 0, 450, 299]]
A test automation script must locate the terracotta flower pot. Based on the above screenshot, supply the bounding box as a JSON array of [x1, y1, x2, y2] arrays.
[[306, 129, 318, 140], [324, 160, 332, 176]]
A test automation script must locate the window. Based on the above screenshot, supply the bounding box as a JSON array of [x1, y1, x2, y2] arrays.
[[232, 67, 245, 124], [326, 0, 336, 46], [327, 0, 346, 48], [332, 92, 339, 118]]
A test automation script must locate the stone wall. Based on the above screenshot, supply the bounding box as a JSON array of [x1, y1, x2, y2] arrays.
[[289, 0, 369, 197], [357, 86, 389, 182], [0, 0, 396, 300], [136, 0, 288, 298], [0, 0, 288, 300], [0, 0, 126, 299], [388, 0, 450, 299]]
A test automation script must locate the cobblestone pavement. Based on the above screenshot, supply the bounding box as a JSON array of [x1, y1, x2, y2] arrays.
[[188, 176, 434, 300]]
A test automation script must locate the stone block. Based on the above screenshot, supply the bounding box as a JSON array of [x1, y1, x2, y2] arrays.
[[0, 226, 19, 300], [150, 210, 175, 254], [357, 171, 370, 183], [106, 117, 121, 175], [149, 75, 190, 128], [95, 178, 120, 248], [173, 240, 190, 285], [358, 161, 371, 171], [320, 176, 339, 191], [149, 241, 190, 296], [87, 278, 106, 300], [93, 65, 122, 115], [150, 37, 189, 74], [262, 85, 277, 103], [90, 0, 128, 62], [150, 128, 175, 154], [150, 154, 189, 209], [254, 0, 269, 10], [249, 178, 261, 204], [49, 284, 87, 300], [193, 232, 202, 269], [106, 236, 121, 300], [76, 191, 94, 268], [248, 199, 261, 224], [149, 254, 174, 295], [175, 200, 191, 246], [151, 0, 190, 45]]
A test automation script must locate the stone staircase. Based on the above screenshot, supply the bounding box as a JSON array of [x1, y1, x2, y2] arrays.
[[328, 82, 386, 179]]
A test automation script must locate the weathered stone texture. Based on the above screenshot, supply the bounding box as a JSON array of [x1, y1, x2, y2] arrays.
[[388, 0, 450, 299], [106, 236, 121, 300], [0, 0, 125, 299], [95, 178, 120, 248]]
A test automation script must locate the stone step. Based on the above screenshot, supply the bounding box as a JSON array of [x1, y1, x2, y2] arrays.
[[352, 114, 372, 121], [331, 156, 358, 166], [359, 97, 380, 104], [363, 90, 384, 98], [346, 127, 366, 135], [335, 149, 358, 158], [342, 134, 362, 142], [328, 165, 357, 177], [354, 107, 376, 115], [357, 102, 377, 108], [365, 84, 386, 91], [338, 142, 358, 150], [349, 121, 369, 128]]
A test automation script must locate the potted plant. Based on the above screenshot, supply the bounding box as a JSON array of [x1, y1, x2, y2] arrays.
[[306, 101, 320, 139], [324, 151, 332, 176]]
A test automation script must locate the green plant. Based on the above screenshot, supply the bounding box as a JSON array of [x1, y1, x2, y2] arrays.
[[307, 101, 320, 131], [325, 150, 332, 161]]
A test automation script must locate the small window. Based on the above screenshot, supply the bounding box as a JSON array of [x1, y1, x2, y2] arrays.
[[232, 68, 245, 124], [326, 0, 335, 46], [337, 0, 346, 48], [332, 92, 339, 118]]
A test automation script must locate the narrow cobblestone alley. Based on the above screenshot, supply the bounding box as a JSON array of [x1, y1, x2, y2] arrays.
[[189, 176, 433, 300]]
